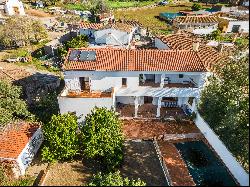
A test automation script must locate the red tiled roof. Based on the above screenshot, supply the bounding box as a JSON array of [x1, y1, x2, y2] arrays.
[[0, 122, 40, 159], [156, 34, 226, 72], [174, 16, 218, 24], [80, 22, 103, 30], [63, 48, 207, 72]]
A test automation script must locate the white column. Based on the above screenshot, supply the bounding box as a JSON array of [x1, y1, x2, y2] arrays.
[[134, 96, 139, 118], [160, 74, 165, 88], [156, 97, 162, 117], [177, 97, 182, 107]]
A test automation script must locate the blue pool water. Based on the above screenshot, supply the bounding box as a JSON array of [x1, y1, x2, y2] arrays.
[[159, 12, 184, 20], [175, 141, 238, 186]]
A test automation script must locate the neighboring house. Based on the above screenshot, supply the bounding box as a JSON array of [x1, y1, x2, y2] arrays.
[[0, 0, 25, 16], [80, 22, 137, 48], [94, 23, 137, 47], [58, 48, 211, 121], [0, 122, 43, 178], [173, 16, 219, 35], [219, 17, 249, 33], [97, 12, 115, 24], [79, 22, 103, 38]]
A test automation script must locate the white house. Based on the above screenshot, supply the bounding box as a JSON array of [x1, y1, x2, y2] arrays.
[[80, 22, 137, 48], [225, 19, 249, 33], [173, 16, 218, 35], [0, 0, 25, 16], [58, 48, 211, 121]]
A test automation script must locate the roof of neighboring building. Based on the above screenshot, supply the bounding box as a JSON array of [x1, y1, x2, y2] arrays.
[[0, 122, 40, 159], [63, 48, 207, 72], [80, 22, 135, 33], [156, 33, 226, 71], [174, 16, 218, 24], [100, 22, 135, 33], [80, 22, 103, 30]]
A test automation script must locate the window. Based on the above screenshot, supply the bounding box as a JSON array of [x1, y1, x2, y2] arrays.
[[122, 78, 127, 87], [179, 74, 184, 78]]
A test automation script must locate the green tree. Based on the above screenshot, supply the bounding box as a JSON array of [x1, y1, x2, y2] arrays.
[[30, 92, 59, 124], [207, 29, 222, 41], [0, 16, 47, 48], [81, 107, 124, 171], [191, 3, 202, 11], [0, 80, 30, 126], [42, 113, 80, 162], [199, 55, 249, 171], [88, 171, 146, 186], [58, 35, 88, 59]]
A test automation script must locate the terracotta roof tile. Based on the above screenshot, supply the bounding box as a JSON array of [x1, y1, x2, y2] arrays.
[[174, 16, 218, 24], [156, 34, 226, 72], [80, 22, 103, 30], [0, 122, 40, 159], [63, 48, 207, 72]]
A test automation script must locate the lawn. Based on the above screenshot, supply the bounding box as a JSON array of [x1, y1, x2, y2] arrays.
[[114, 2, 213, 35], [107, 0, 158, 9]]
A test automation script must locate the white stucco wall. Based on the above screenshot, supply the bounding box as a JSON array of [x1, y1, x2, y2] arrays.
[[226, 21, 249, 33], [17, 128, 43, 176], [58, 96, 114, 121], [5, 0, 25, 15], [193, 27, 217, 35]]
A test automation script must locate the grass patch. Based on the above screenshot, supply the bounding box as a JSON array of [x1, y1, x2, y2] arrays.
[[63, 3, 91, 11], [107, 0, 157, 9], [114, 2, 212, 35]]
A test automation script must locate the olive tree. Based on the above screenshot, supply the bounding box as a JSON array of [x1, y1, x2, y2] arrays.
[[81, 107, 124, 171], [0, 16, 47, 47], [0, 80, 30, 127]]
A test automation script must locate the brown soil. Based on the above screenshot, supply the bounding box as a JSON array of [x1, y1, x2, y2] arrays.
[[157, 141, 196, 186], [26, 8, 52, 18], [120, 140, 168, 186], [122, 119, 200, 139]]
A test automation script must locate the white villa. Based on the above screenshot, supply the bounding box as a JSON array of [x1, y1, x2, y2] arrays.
[[58, 47, 213, 121], [173, 16, 218, 35], [0, 0, 25, 16], [80, 22, 137, 48]]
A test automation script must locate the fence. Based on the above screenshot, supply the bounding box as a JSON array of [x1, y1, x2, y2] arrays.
[[190, 105, 249, 186], [153, 139, 173, 186]]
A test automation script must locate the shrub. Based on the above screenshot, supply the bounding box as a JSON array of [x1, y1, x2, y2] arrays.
[[88, 171, 146, 186], [81, 107, 124, 171], [189, 112, 197, 121], [42, 113, 79, 162], [191, 3, 202, 11]]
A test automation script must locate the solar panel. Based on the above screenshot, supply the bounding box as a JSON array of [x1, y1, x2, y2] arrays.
[[78, 51, 96, 61], [87, 51, 96, 61], [79, 51, 89, 61], [69, 50, 80, 61]]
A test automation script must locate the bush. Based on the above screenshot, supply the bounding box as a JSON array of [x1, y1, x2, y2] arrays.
[[189, 112, 197, 121], [191, 3, 202, 11], [81, 107, 124, 171], [42, 113, 79, 162], [88, 171, 146, 186]]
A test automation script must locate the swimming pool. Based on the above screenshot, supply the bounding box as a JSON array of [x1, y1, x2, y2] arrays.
[[159, 12, 184, 20], [175, 141, 238, 186]]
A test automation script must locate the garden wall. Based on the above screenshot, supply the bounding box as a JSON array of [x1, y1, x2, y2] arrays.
[[189, 104, 249, 186]]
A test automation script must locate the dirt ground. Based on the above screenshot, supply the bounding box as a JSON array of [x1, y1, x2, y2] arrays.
[[120, 140, 167, 186], [122, 119, 200, 139]]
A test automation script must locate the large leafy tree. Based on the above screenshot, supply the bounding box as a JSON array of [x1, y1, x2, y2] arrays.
[[88, 171, 146, 186], [0, 16, 47, 47], [198, 55, 249, 171], [0, 80, 30, 126], [81, 107, 124, 171], [42, 113, 80, 162]]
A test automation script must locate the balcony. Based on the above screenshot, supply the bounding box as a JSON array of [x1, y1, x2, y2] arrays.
[[164, 82, 196, 88], [67, 90, 112, 98], [139, 80, 160, 87]]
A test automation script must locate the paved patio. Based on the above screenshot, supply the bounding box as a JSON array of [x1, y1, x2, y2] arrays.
[[122, 119, 200, 139]]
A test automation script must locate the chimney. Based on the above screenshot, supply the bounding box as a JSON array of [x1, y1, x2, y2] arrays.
[[218, 43, 224, 53], [193, 41, 200, 52]]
